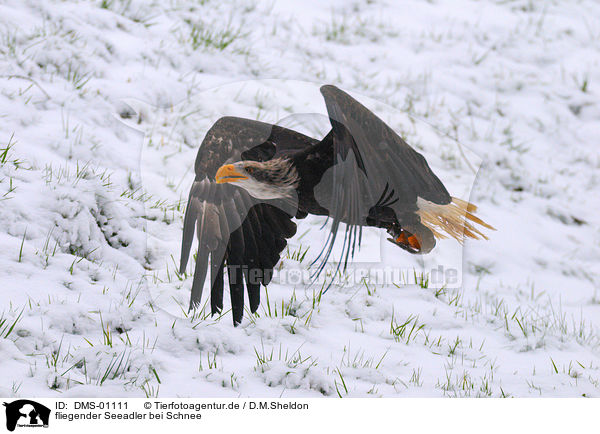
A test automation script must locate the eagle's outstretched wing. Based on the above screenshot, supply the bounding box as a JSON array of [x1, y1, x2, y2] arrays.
[[313, 85, 452, 273], [180, 117, 317, 325]]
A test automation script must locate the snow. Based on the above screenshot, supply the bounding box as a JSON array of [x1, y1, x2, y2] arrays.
[[1, 0, 599, 397]]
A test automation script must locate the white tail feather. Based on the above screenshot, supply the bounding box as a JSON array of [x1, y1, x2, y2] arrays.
[[416, 197, 495, 243]]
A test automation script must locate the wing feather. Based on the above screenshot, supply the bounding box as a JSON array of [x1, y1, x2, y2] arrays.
[[313, 85, 452, 273], [210, 253, 224, 314], [181, 117, 311, 324]]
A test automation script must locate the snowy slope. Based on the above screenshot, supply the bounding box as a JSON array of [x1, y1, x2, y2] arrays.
[[0, 0, 599, 397]]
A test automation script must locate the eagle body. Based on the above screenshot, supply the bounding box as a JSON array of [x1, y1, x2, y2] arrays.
[[288, 131, 335, 218], [180, 85, 494, 325]]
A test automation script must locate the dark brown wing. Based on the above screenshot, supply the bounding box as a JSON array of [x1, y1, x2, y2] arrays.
[[312, 85, 451, 273], [181, 117, 317, 325]]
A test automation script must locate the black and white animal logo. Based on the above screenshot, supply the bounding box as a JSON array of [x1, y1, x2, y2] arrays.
[[3, 400, 50, 431]]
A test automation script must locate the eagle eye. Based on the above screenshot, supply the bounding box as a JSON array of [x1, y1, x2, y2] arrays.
[[246, 167, 254, 174]]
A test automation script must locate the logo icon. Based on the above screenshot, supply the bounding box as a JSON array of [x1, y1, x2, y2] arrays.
[[3, 400, 50, 431]]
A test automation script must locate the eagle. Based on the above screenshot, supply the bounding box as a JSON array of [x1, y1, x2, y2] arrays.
[[179, 85, 494, 325]]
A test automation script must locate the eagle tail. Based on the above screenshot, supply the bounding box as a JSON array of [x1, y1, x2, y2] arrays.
[[416, 197, 495, 243]]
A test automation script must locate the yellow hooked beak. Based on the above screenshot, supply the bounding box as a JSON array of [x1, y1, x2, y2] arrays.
[[215, 164, 248, 184]]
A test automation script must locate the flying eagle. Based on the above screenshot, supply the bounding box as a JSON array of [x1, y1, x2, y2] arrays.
[[180, 85, 493, 325]]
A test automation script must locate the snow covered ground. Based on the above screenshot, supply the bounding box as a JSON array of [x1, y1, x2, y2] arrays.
[[1, 0, 599, 397]]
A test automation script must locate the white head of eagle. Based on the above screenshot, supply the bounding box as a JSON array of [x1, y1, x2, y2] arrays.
[[215, 158, 299, 200]]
